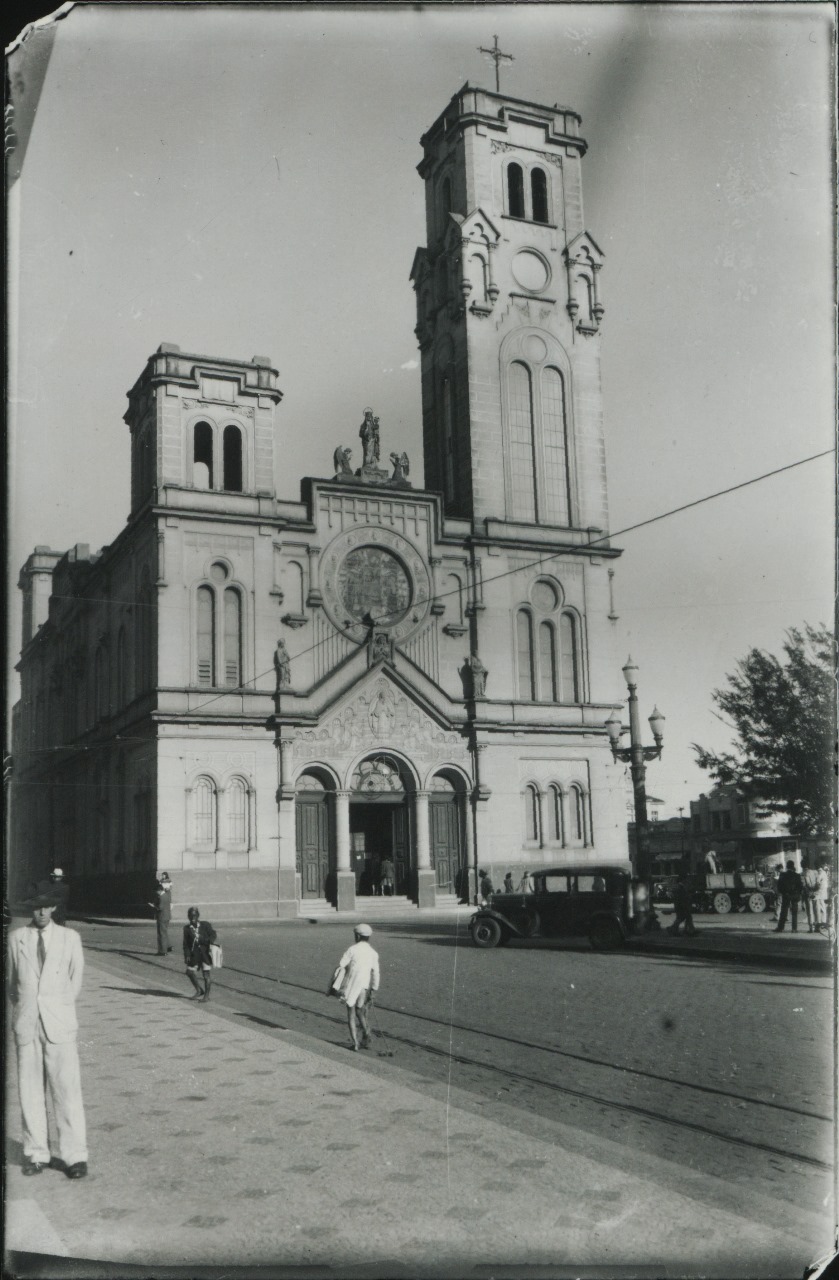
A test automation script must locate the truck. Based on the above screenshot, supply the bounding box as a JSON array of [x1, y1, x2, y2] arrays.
[[690, 870, 777, 915]]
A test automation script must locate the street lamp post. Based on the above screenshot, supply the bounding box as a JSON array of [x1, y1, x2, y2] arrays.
[[605, 658, 665, 896]]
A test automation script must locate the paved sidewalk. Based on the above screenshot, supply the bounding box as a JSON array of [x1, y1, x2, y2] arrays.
[[5, 957, 831, 1279]]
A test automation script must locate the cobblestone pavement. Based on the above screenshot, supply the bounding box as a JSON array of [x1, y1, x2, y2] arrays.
[[5, 950, 833, 1279]]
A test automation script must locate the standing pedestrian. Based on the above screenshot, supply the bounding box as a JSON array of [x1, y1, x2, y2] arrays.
[[182, 907, 217, 1001], [8, 890, 89, 1179], [814, 861, 831, 931], [36, 868, 70, 925], [775, 860, 804, 933], [380, 856, 395, 898], [479, 868, 494, 901], [667, 875, 698, 936], [802, 862, 819, 933], [503, 872, 514, 894], [329, 923, 380, 1051], [149, 873, 173, 955], [769, 864, 783, 921]]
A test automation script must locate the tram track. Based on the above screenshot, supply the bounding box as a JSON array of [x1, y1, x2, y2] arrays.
[[96, 946, 834, 1175]]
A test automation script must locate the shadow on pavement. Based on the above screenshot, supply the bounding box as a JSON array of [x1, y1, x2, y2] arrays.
[[99, 985, 186, 999]]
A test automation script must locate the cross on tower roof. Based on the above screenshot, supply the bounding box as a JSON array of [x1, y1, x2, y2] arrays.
[[478, 34, 514, 93]]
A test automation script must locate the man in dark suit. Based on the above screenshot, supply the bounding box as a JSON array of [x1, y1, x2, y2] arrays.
[[8, 890, 88, 1178], [775, 860, 804, 933], [149, 872, 173, 955], [35, 868, 70, 925]]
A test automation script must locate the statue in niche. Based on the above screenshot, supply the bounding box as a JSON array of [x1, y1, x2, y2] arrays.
[[273, 639, 292, 691], [369, 630, 393, 667], [468, 653, 488, 699], [333, 445, 353, 478], [359, 408, 381, 468], [389, 451, 410, 484]]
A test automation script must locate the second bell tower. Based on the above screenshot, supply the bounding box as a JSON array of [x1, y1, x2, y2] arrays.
[[411, 83, 608, 535]]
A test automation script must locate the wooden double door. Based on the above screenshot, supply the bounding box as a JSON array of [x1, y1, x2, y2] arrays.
[[297, 794, 332, 899], [430, 793, 465, 894]]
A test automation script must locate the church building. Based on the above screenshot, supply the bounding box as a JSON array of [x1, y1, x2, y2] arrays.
[[12, 82, 628, 919]]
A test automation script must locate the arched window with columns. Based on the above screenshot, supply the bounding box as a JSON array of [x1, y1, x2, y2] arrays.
[[560, 611, 580, 702], [547, 783, 564, 844], [225, 776, 249, 848], [524, 783, 541, 844], [569, 783, 589, 846], [192, 776, 217, 850], [517, 609, 535, 700]]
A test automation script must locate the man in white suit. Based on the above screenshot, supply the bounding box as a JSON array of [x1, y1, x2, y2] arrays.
[[8, 890, 89, 1178]]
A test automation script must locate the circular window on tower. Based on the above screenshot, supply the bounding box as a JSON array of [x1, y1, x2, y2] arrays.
[[512, 249, 550, 293], [337, 547, 413, 627]]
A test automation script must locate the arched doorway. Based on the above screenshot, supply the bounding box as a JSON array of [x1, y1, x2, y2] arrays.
[[349, 756, 413, 898], [429, 770, 467, 895], [296, 770, 335, 900]]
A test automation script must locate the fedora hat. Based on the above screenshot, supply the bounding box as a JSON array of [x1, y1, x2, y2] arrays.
[[26, 891, 60, 909]]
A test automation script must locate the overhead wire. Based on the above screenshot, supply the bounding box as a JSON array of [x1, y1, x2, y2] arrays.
[[12, 444, 834, 759]]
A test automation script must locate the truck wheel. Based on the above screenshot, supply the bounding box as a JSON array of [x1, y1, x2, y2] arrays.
[[470, 917, 502, 949], [712, 892, 732, 914], [746, 892, 766, 914], [589, 917, 623, 950]]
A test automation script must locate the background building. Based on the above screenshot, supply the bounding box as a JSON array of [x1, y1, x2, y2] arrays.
[[11, 82, 631, 919]]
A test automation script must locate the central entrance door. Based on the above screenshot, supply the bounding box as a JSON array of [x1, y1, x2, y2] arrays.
[[349, 799, 412, 896], [349, 755, 413, 897]]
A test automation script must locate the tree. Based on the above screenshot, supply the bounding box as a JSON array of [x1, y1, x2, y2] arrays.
[[693, 624, 836, 838]]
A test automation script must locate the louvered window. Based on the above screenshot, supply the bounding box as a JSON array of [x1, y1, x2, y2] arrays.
[[197, 587, 215, 686], [224, 588, 241, 686]]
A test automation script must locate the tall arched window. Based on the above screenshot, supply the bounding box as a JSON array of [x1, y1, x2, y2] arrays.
[[507, 163, 525, 218], [541, 368, 571, 525], [226, 777, 248, 847], [570, 784, 586, 843], [193, 776, 216, 848], [508, 362, 536, 521], [193, 422, 214, 488], [560, 612, 580, 702], [223, 588, 242, 686], [439, 176, 452, 234], [197, 587, 215, 686], [548, 784, 564, 843], [94, 646, 109, 722], [538, 622, 557, 701], [524, 783, 541, 843], [531, 167, 549, 223], [223, 425, 243, 492], [447, 572, 464, 626], [116, 627, 128, 706], [470, 253, 488, 303], [517, 609, 535, 700], [442, 376, 456, 504], [136, 567, 153, 694]]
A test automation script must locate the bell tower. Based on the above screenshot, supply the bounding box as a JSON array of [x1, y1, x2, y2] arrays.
[[411, 84, 608, 533]]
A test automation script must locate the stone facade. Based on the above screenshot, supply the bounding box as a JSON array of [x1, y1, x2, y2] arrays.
[[11, 83, 629, 920]]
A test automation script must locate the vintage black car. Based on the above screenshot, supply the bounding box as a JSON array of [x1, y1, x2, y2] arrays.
[[469, 865, 650, 951]]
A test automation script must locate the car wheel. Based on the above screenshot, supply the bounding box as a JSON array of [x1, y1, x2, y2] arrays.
[[746, 892, 766, 914], [712, 892, 732, 915], [589, 917, 623, 950], [470, 917, 502, 949]]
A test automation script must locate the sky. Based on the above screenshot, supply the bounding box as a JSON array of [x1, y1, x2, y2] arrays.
[[7, 1, 835, 816]]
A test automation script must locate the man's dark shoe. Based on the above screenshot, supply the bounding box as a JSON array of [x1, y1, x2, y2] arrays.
[[64, 1162, 87, 1179], [48, 1157, 66, 1172], [22, 1161, 47, 1176]]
